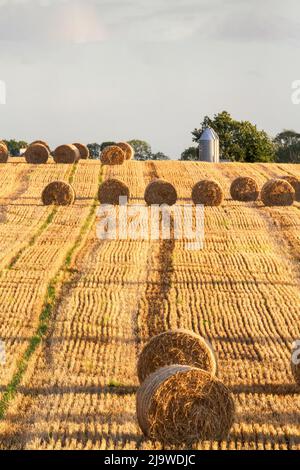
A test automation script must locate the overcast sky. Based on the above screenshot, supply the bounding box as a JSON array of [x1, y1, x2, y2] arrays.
[[0, 0, 300, 158]]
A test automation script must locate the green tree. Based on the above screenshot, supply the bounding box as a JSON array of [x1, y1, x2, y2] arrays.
[[192, 111, 275, 162], [87, 143, 101, 159], [180, 146, 198, 161], [128, 140, 152, 160], [3, 139, 28, 156], [274, 130, 300, 163], [151, 151, 170, 160]]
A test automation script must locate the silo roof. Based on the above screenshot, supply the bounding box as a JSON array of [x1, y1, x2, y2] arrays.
[[199, 127, 219, 141]]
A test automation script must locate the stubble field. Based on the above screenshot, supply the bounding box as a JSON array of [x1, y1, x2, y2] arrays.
[[0, 158, 299, 450]]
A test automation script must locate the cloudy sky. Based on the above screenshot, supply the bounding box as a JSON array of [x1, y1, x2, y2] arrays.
[[0, 0, 299, 157]]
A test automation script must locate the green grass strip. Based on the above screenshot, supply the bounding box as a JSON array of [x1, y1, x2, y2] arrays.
[[0, 164, 103, 419]]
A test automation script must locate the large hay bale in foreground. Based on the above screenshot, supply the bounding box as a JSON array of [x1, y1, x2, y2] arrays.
[[136, 365, 235, 445], [281, 176, 300, 202], [25, 143, 49, 164], [54, 144, 80, 164], [144, 179, 177, 206], [72, 142, 90, 159], [230, 176, 259, 202], [100, 145, 125, 165], [192, 180, 223, 206], [261, 179, 295, 206], [137, 329, 217, 383], [116, 142, 134, 160], [31, 140, 51, 152], [0, 142, 8, 163], [42, 181, 75, 206], [98, 178, 130, 205]]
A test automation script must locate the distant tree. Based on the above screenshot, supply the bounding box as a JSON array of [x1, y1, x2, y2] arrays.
[[192, 111, 275, 162], [100, 141, 116, 151], [151, 151, 170, 160], [87, 143, 101, 159], [128, 139, 152, 160], [274, 130, 300, 163], [3, 139, 28, 156], [180, 146, 198, 161]]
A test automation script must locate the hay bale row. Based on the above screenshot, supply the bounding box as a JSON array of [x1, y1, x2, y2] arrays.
[[230, 176, 299, 206], [41, 181, 75, 206], [136, 365, 235, 445], [23, 141, 90, 164]]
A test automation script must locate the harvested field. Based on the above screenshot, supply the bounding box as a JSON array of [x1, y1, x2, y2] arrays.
[[0, 159, 299, 450]]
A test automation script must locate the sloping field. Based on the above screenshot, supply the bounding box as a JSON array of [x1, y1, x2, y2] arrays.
[[0, 159, 299, 450]]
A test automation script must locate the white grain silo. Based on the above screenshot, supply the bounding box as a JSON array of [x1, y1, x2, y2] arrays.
[[198, 127, 220, 163]]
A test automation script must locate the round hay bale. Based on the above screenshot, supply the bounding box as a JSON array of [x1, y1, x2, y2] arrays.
[[281, 176, 300, 202], [137, 329, 217, 383], [136, 365, 235, 445], [192, 180, 223, 206], [72, 142, 90, 160], [116, 142, 134, 160], [98, 178, 130, 205], [144, 179, 177, 206], [41, 181, 75, 206], [0, 140, 7, 149], [0, 143, 9, 163], [54, 144, 80, 164], [230, 176, 259, 202], [31, 140, 51, 152], [25, 143, 49, 164], [100, 145, 125, 165], [261, 179, 295, 206]]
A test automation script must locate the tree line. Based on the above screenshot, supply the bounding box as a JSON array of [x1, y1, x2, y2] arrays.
[[2, 112, 300, 163]]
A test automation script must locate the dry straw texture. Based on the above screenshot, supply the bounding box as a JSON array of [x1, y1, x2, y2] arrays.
[[31, 140, 51, 152], [230, 176, 259, 202], [25, 143, 49, 164], [136, 365, 235, 446], [261, 179, 295, 206], [0, 142, 9, 163], [192, 180, 223, 206], [98, 178, 130, 205], [116, 142, 135, 160], [54, 144, 80, 164], [72, 143, 90, 160], [100, 145, 125, 165], [281, 176, 300, 202], [41, 181, 75, 206], [137, 329, 217, 383], [144, 179, 177, 206]]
